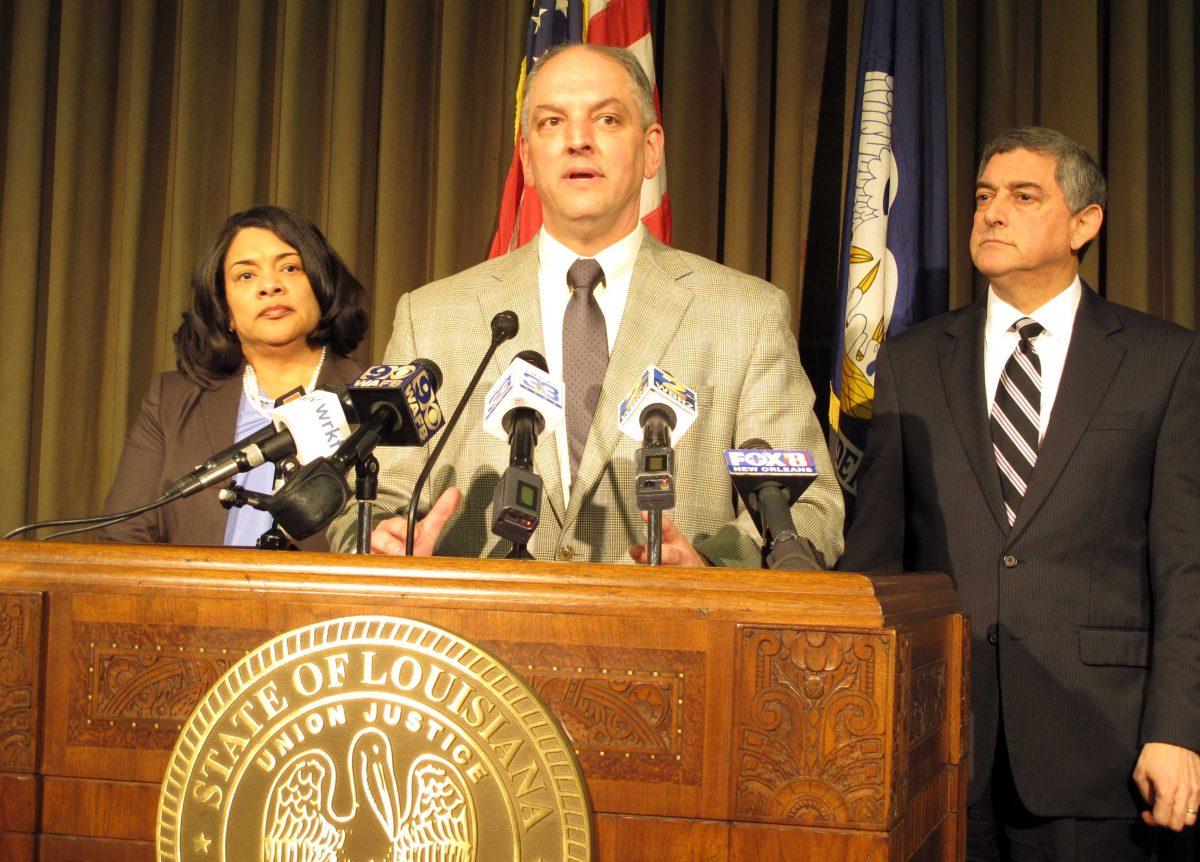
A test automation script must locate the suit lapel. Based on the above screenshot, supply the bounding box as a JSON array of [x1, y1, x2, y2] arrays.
[[563, 235, 694, 531], [1007, 287, 1124, 545], [938, 301, 1009, 532], [200, 371, 244, 452], [475, 241, 565, 527]]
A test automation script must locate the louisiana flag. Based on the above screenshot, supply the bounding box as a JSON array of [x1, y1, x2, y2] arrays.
[[829, 0, 948, 508], [488, 0, 670, 258]]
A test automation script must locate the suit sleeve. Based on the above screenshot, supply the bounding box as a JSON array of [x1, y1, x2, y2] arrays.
[[98, 374, 168, 543], [326, 292, 429, 553], [837, 340, 906, 573], [693, 289, 845, 570], [1141, 334, 1200, 752]]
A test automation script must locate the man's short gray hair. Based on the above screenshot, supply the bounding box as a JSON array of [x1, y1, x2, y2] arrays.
[[977, 127, 1107, 213], [520, 44, 658, 137]]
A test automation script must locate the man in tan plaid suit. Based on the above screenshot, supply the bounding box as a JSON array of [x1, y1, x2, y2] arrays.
[[330, 44, 842, 567]]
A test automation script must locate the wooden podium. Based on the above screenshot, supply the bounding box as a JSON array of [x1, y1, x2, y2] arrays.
[[0, 542, 967, 861]]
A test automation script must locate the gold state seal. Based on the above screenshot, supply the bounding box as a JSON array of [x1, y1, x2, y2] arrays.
[[158, 616, 592, 861]]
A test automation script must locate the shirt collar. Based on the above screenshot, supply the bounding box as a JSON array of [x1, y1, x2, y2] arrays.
[[537, 223, 644, 292], [986, 275, 1082, 345]]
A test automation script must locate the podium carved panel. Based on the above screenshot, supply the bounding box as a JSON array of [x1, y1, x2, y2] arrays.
[[68, 622, 272, 750], [488, 640, 705, 786], [0, 592, 41, 771], [733, 628, 893, 827]]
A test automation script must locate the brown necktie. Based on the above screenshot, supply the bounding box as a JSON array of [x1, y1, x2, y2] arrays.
[[562, 258, 608, 481]]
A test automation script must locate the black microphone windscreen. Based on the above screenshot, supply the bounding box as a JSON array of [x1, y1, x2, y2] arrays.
[[515, 349, 549, 372], [739, 438, 771, 450], [491, 311, 519, 343], [414, 358, 444, 390], [319, 381, 357, 422]]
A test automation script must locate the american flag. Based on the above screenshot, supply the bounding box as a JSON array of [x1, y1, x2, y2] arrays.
[[488, 0, 671, 258]]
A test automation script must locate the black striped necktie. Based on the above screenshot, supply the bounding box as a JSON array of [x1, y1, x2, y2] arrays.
[[990, 317, 1045, 527]]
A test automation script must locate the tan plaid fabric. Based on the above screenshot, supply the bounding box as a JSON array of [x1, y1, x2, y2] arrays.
[[329, 234, 844, 568]]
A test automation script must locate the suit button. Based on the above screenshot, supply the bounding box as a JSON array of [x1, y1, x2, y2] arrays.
[[1002, 554, 1018, 569], [987, 629, 999, 645], [557, 545, 575, 561]]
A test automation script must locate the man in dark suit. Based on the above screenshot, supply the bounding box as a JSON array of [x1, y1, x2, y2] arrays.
[[841, 127, 1200, 859]]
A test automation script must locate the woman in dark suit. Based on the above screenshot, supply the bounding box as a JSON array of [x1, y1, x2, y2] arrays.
[[100, 206, 368, 549]]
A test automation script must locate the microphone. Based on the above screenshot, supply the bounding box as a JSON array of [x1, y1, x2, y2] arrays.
[[263, 361, 445, 541], [725, 439, 820, 570], [483, 350, 564, 546], [405, 311, 520, 554], [617, 366, 698, 512], [164, 389, 351, 498], [345, 363, 446, 446], [617, 366, 698, 565]]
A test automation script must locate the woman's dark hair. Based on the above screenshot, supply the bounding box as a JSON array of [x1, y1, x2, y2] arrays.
[[173, 205, 369, 388]]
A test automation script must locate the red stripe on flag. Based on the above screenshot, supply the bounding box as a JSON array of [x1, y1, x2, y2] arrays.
[[489, 145, 525, 258], [588, 0, 651, 47], [641, 196, 671, 245]]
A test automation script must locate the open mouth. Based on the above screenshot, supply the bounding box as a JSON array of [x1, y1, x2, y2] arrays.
[[565, 168, 601, 181], [259, 305, 293, 319]]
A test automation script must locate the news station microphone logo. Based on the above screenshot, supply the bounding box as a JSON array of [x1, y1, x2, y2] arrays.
[[483, 358, 565, 440], [352, 364, 445, 445], [724, 449, 818, 476], [619, 366, 697, 420], [269, 390, 351, 463], [617, 365, 699, 442], [354, 363, 422, 388], [403, 366, 443, 443], [519, 371, 562, 406]]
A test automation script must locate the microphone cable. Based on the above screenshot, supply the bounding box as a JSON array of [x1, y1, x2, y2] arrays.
[[3, 490, 183, 542]]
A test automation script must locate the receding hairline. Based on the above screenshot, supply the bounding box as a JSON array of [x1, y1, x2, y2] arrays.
[[521, 43, 658, 135]]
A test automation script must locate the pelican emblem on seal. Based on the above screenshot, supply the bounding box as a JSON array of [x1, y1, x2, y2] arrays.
[[261, 727, 476, 862]]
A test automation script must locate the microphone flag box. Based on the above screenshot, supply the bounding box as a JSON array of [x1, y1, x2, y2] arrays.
[[350, 364, 445, 445], [617, 365, 698, 439], [483, 357, 565, 440], [269, 390, 351, 464], [724, 448, 819, 498]]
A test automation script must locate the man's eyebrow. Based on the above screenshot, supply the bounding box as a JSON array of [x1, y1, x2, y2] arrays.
[[974, 180, 1045, 192], [531, 97, 627, 115]]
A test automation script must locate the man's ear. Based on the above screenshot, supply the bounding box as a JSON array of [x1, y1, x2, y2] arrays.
[[1070, 203, 1103, 253], [519, 136, 535, 189], [642, 123, 664, 180]]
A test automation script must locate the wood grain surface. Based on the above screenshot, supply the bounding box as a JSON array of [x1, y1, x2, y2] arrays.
[[0, 541, 967, 860]]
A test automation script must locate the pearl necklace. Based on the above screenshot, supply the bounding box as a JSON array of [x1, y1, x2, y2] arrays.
[[242, 346, 327, 421]]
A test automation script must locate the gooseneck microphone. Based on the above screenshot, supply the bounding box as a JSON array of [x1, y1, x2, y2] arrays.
[[405, 311, 519, 555], [725, 438, 821, 570], [483, 350, 565, 554]]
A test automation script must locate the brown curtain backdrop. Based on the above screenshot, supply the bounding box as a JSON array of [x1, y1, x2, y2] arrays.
[[0, 0, 1195, 533]]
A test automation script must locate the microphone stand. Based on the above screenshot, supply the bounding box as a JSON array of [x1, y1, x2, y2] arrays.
[[255, 461, 298, 551], [646, 509, 663, 566], [506, 538, 534, 560], [218, 484, 295, 549], [635, 407, 677, 567], [354, 454, 379, 554]]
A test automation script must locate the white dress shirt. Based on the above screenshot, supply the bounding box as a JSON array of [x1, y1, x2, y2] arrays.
[[537, 223, 643, 498], [984, 277, 1082, 442]]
